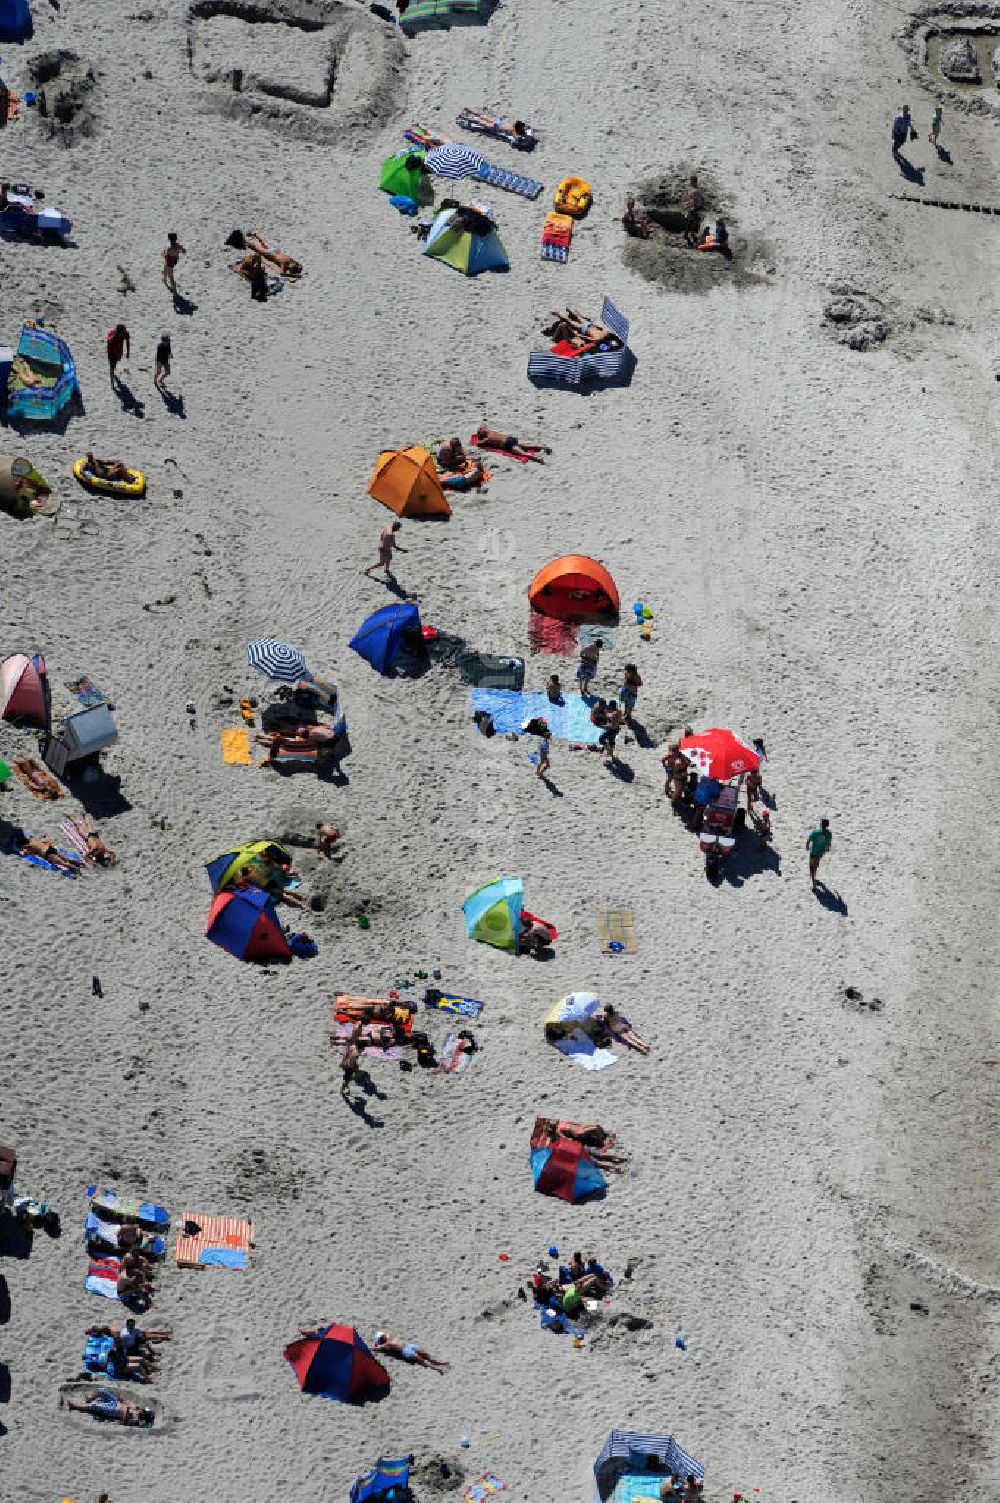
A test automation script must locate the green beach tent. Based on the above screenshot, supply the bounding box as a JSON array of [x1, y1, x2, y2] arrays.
[[379, 148, 427, 200], [463, 876, 523, 951], [423, 208, 509, 277]]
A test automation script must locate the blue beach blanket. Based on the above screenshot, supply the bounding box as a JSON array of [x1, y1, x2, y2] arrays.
[[200, 1247, 247, 1269], [477, 162, 543, 198], [471, 688, 601, 744], [424, 991, 484, 1019], [15, 848, 80, 876]]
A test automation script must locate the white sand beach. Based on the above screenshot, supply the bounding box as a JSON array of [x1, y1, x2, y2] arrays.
[[2, 1, 999, 1500]]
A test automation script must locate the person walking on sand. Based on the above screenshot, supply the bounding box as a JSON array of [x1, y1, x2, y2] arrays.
[[106, 323, 130, 382], [154, 333, 171, 389], [619, 663, 642, 722], [891, 105, 915, 160], [161, 232, 186, 294], [340, 1022, 363, 1099], [363, 520, 406, 580], [929, 101, 943, 149], [534, 725, 551, 780], [806, 818, 832, 891]]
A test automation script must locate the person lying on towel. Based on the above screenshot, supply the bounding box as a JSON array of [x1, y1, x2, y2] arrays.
[[14, 831, 81, 873], [541, 308, 621, 351], [475, 425, 551, 464], [63, 1388, 155, 1426]]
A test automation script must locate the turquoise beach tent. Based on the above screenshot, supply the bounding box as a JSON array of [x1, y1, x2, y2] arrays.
[[463, 876, 523, 951]]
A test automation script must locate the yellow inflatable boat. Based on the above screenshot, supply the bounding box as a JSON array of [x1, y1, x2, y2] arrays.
[[554, 176, 592, 218], [72, 457, 147, 498]]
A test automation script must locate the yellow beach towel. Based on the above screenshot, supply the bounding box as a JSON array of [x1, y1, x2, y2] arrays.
[[221, 727, 251, 765]]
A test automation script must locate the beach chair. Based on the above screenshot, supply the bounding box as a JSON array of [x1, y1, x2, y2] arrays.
[[527, 297, 630, 387]]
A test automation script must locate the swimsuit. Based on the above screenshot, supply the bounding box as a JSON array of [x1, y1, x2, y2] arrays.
[[402, 1342, 419, 1361]]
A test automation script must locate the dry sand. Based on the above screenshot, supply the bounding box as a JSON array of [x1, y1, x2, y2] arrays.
[[2, 0, 999, 1500]]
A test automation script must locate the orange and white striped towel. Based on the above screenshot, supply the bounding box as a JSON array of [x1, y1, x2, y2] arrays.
[[174, 1213, 253, 1270]]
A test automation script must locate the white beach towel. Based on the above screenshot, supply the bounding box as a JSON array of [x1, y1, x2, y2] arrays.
[[552, 1028, 618, 1071]]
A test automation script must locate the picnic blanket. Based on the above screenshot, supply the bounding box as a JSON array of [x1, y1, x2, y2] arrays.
[[552, 1028, 618, 1072], [13, 762, 64, 800], [332, 1018, 405, 1062], [65, 676, 106, 708], [470, 688, 601, 744], [598, 906, 638, 954], [173, 1213, 252, 1270], [424, 990, 484, 1019], [221, 727, 252, 765], [435, 1032, 474, 1074]]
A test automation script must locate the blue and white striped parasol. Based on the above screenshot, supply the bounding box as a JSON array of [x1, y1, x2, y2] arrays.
[[425, 142, 486, 180], [246, 637, 308, 683]]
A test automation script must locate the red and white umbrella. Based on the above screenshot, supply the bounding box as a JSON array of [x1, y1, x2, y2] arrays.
[[679, 728, 759, 781]]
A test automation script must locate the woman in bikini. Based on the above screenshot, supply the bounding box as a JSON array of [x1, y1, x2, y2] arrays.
[[16, 834, 80, 872], [247, 232, 302, 278]]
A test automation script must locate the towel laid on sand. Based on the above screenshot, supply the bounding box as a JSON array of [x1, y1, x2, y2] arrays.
[[65, 676, 107, 708], [552, 1028, 618, 1071], [221, 728, 252, 765], [84, 1257, 121, 1301], [424, 990, 484, 1019], [528, 615, 579, 657], [174, 1213, 252, 1270], [436, 1032, 474, 1074], [597, 906, 638, 953], [470, 688, 601, 744], [13, 762, 64, 800]]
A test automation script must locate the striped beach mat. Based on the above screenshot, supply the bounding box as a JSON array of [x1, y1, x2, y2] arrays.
[[478, 162, 543, 198], [597, 906, 638, 953], [174, 1213, 252, 1270]]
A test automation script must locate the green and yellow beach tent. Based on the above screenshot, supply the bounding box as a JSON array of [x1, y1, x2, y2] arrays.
[[463, 876, 524, 951], [379, 147, 427, 199], [205, 840, 291, 895], [423, 207, 509, 277]]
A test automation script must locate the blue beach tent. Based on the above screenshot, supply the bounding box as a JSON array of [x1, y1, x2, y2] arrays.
[[0, 0, 31, 41], [350, 1456, 412, 1503], [349, 601, 421, 674]]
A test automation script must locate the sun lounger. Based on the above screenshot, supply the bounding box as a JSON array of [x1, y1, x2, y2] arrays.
[[173, 1212, 253, 1270], [476, 161, 543, 199]]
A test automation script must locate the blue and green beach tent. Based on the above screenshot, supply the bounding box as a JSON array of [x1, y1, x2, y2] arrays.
[[205, 840, 290, 895], [463, 876, 523, 951], [423, 207, 508, 276]]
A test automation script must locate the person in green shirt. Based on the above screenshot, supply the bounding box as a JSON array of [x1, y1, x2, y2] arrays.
[[806, 819, 832, 890]]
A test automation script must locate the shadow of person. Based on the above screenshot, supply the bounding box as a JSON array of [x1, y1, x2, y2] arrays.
[[896, 154, 925, 186], [0, 1274, 9, 1324], [347, 1094, 384, 1129], [605, 756, 635, 783], [628, 717, 654, 749], [537, 773, 563, 797], [113, 376, 145, 419], [814, 882, 848, 915], [936, 145, 953, 165], [172, 293, 197, 316], [158, 386, 186, 419]]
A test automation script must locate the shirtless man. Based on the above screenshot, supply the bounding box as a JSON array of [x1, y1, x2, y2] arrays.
[[543, 308, 619, 349], [341, 1022, 363, 1099], [622, 193, 652, 238], [683, 174, 704, 246], [363, 520, 406, 579], [16, 834, 80, 872], [315, 822, 340, 857], [161, 232, 186, 293], [65, 1390, 154, 1426], [371, 1330, 448, 1373], [86, 453, 132, 483], [436, 436, 468, 471], [474, 424, 551, 463]]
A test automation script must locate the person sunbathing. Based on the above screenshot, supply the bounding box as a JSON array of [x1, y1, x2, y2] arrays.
[[371, 1330, 449, 1373], [12, 355, 41, 386], [64, 1389, 154, 1426], [441, 459, 487, 491], [565, 1250, 612, 1295], [246, 231, 302, 278], [16, 833, 80, 872], [475, 425, 551, 463], [90, 1320, 171, 1350], [13, 758, 60, 797], [543, 308, 620, 349], [436, 436, 468, 471], [70, 814, 117, 866], [601, 1003, 650, 1055], [85, 453, 133, 482], [459, 109, 533, 142]]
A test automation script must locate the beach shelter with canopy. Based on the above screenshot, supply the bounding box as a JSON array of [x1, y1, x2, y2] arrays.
[[0, 456, 57, 518], [402, 0, 489, 30], [531, 1137, 606, 1204], [528, 296, 631, 387], [592, 1429, 704, 1501], [423, 207, 509, 276], [368, 446, 451, 519], [529, 555, 619, 620], [205, 885, 292, 963], [7, 324, 80, 423], [679, 728, 759, 781], [205, 840, 291, 895], [463, 876, 523, 951], [284, 1324, 390, 1404], [1, 651, 48, 725], [379, 147, 427, 199], [350, 1456, 412, 1503], [544, 992, 603, 1042], [349, 601, 421, 675], [0, 0, 30, 41]]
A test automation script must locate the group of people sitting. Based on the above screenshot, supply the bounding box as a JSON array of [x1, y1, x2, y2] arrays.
[[542, 307, 622, 352], [86, 1316, 171, 1384], [254, 679, 348, 774], [530, 1248, 614, 1316], [229, 843, 307, 911], [622, 188, 730, 257], [434, 427, 551, 488]]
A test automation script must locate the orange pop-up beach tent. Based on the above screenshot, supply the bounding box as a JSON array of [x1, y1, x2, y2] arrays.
[[368, 445, 451, 519], [528, 555, 619, 620]]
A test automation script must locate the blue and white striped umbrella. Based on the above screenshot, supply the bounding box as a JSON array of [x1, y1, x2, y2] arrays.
[[246, 636, 308, 683], [425, 142, 486, 180]]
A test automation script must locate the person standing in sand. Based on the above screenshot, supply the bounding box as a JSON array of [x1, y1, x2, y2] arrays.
[[576, 639, 604, 696], [340, 1022, 363, 1100], [363, 520, 406, 580], [106, 323, 130, 382], [891, 105, 915, 160], [683, 174, 704, 246], [161, 232, 186, 294], [154, 333, 171, 389], [806, 818, 832, 891], [929, 101, 943, 149]]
